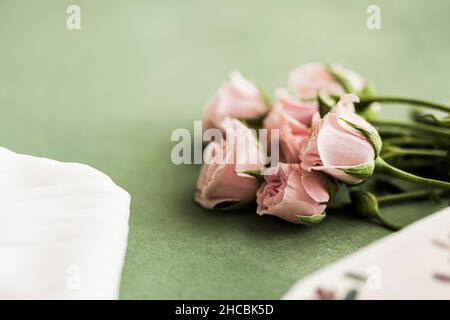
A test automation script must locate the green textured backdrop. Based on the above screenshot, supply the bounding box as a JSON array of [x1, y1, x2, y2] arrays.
[[0, 0, 448, 299]]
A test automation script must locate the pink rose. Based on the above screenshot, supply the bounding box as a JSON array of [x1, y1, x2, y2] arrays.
[[275, 88, 318, 125], [300, 94, 381, 184], [288, 63, 366, 99], [202, 71, 267, 131], [256, 163, 329, 224], [263, 89, 310, 163], [195, 119, 265, 209]]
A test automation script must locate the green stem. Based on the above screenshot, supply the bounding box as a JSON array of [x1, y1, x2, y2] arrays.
[[373, 214, 401, 231], [375, 157, 450, 190], [329, 188, 447, 230], [329, 189, 445, 210], [382, 147, 448, 160], [389, 158, 444, 169], [383, 136, 435, 147], [371, 120, 450, 138], [327, 203, 350, 211], [359, 96, 450, 113], [326, 202, 400, 230], [377, 189, 444, 204]]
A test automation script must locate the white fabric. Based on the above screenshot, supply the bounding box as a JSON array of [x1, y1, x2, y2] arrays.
[[0, 147, 131, 299]]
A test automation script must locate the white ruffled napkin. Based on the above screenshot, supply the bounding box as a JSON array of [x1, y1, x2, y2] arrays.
[[0, 147, 131, 299]]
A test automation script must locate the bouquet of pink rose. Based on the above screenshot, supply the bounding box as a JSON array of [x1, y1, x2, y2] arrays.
[[194, 63, 450, 229]]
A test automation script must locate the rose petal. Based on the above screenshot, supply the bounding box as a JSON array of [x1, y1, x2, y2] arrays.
[[301, 169, 330, 203], [317, 113, 375, 168]]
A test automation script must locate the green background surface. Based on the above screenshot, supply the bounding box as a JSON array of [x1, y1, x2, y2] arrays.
[[0, 0, 448, 299]]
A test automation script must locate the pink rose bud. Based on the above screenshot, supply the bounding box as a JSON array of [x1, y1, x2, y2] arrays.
[[256, 163, 329, 224], [202, 71, 267, 131], [275, 88, 318, 125], [263, 89, 311, 163], [195, 119, 266, 209], [288, 63, 366, 99], [300, 94, 382, 184]]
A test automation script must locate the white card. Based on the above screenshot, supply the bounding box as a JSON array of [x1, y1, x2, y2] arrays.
[[283, 207, 450, 300]]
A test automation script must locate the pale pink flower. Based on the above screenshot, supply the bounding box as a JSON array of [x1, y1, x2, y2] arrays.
[[256, 163, 329, 224], [263, 90, 310, 163], [202, 71, 267, 131], [195, 119, 265, 209], [275, 88, 318, 125], [300, 94, 378, 184], [288, 63, 366, 99]]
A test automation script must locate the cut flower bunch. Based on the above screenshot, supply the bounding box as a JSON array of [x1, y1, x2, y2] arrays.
[[195, 63, 450, 229]]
